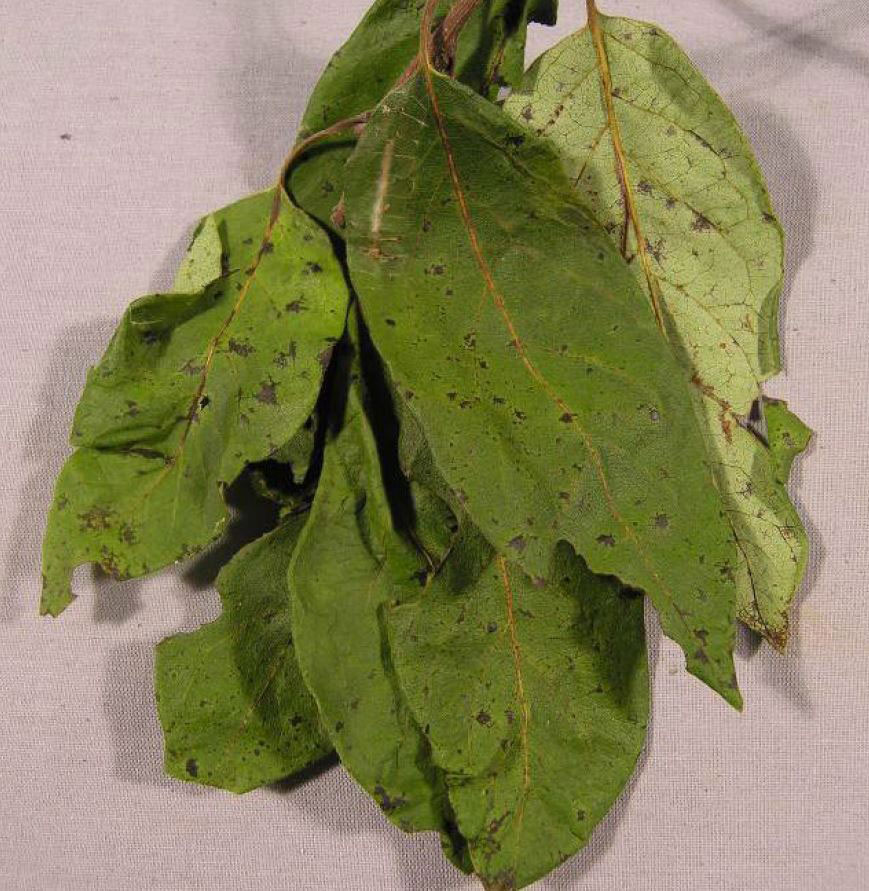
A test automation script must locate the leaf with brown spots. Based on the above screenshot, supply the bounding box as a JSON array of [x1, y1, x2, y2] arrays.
[[386, 531, 648, 890], [289, 0, 560, 231], [41, 189, 348, 616], [344, 70, 742, 706], [289, 330, 469, 868], [172, 213, 223, 293], [503, 11, 811, 646], [155, 513, 332, 794]]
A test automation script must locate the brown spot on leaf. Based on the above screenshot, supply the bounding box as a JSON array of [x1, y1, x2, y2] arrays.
[[227, 338, 254, 357], [79, 507, 114, 531], [273, 342, 297, 368], [181, 359, 204, 376], [256, 382, 277, 405], [476, 710, 493, 727], [596, 534, 615, 548], [373, 784, 407, 813]]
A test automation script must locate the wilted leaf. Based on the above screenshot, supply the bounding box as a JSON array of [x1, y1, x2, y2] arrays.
[[289, 0, 559, 230], [502, 14, 810, 644], [344, 70, 741, 706], [387, 533, 648, 890], [155, 514, 331, 793], [41, 189, 349, 616], [289, 337, 467, 860]]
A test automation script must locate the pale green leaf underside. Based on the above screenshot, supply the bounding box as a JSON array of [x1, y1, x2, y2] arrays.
[[387, 533, 648, 890], [41, 189, 349, 616], [155, 515, 331, 793], [504, 16, 809, 645], [345, 72, 741, 706], [289, 0, 559, 230], [735, 398, 812, 642], [505, 15, 782, 411]]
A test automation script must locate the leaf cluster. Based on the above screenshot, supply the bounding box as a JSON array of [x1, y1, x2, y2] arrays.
[[41, 2, 810, 888]]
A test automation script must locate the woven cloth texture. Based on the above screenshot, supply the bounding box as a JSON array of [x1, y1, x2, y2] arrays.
[[1, 1, 867, 888]]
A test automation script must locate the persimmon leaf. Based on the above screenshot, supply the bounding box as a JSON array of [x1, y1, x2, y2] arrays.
[[344, 70, 742, 706], [41, 189, 349, 616], [155, 514, 332, 793], [172, 213, 223, 293], [289, 338, 468, 863], [503, 15, 811, 645], [289, 0, 559, 230], [387, 533, 648, 890], [765, 398, 812, 484]]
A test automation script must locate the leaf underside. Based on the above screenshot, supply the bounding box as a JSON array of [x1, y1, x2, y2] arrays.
[[503, 15, 811, 646]]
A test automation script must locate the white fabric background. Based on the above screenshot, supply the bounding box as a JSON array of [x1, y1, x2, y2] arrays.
[[1, 1, 867, 888]]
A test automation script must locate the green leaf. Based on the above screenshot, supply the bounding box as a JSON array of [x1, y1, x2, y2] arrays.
[[289, 341, 462, 847], [155, 514, 331, 793], [344, 70, 742, 707], [41, 189, 349, 616], [765, 398, 812, 483], [289, 0, 559, 230], [172, 213, 223, 293], [248, 415, 321, 507], [502, 15, 810, 645], [387, 535, 648, 890], [731, 398, 811, 643]]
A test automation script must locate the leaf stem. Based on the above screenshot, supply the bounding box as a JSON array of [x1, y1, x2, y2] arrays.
[[278, 112, 372, 188], [417, 0, 485, 77], [279, 0, 485, 194]]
